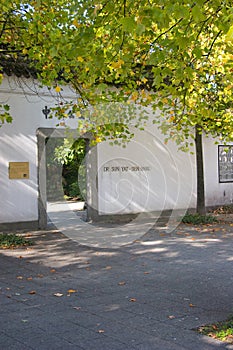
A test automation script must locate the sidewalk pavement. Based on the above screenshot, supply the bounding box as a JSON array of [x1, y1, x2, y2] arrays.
[[1, 210, 233, 349]]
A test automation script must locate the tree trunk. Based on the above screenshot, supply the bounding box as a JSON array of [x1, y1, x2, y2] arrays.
[[195, 125, 206, 215]]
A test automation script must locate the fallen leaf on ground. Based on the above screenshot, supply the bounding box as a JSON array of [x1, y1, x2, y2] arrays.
[[73, 306, 81, 310], [144, 271, 150, 275], [189, 303, 195, 307], [97, 329, 105, 333], [37, 274, 44, 278], [29, 290, 36, 295], [118, 281, 126, 286], [130, 298, 137, 302], [105, 266, 112, 270], [168, 315, 176, 319], [67, 289, 77, 293], [54, 293, 63, 297], [50, 269, 56, 273], [27, 277, 33, 281], [17, 276, 23, 280]]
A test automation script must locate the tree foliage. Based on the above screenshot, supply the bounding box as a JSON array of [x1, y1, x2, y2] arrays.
[[1, 1, 233, 213], [1, 1, 232, 142]]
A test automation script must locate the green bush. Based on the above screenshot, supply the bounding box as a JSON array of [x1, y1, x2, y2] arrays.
[[0, 233, 33, 249], [68, 182, 81, 198], [182, 213, 218, 225]]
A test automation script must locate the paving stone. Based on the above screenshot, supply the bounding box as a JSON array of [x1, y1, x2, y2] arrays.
[[1, 223, 233, 349]]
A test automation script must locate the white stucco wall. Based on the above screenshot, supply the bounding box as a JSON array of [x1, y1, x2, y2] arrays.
[[97, 123, 197, 215], [97, 122, 233, 215], [0, 76, 78, 223], [0, 75, 232, 224]]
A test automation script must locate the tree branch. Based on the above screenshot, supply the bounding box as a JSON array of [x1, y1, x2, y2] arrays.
[[205, 30, 222, 58], [151, 18, 184, 46]]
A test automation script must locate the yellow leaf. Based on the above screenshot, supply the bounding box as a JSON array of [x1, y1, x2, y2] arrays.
[[110, 59, 124, 69], [131, 91, 138, 102], [95, 137, 102, 143], [77, 56, 84, 62], [169, 116, 175, 122], [55, 86, 61, 93], [75, 111, 81, 117], [73, 19, 80, 28], [67, 289, 77, 293]]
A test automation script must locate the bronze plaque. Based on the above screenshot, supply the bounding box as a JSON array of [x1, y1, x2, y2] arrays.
[[9, 162, 29, 179]]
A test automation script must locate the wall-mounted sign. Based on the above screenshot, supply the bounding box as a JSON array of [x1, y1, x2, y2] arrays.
[[9, 162, 29, 179]]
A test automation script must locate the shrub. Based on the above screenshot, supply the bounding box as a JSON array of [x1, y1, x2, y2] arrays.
[[181, 213, 218, 225], [0, 233, 33, 249]]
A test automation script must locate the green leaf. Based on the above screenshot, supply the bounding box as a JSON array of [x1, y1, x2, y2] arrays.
[[226, 25, 233, 42], [136, 23, 146, 36], [120, 17, 136, 32], [3, 104, 10, 111]]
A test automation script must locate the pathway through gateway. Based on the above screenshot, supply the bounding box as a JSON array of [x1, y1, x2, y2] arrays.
[[46, 201, 161, 249]]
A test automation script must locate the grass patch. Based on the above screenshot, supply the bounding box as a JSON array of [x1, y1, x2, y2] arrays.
[[182, 213, 218, 225], [0, 233, 33, 249], [198, 316, 233, 344]]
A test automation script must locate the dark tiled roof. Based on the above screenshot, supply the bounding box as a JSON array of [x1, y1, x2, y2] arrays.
[[0, 44, 38, 78]]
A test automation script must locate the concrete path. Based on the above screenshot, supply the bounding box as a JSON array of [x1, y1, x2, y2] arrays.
[[1, 214, 233, 349], [46, 201, 185, 248]]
